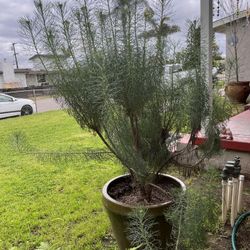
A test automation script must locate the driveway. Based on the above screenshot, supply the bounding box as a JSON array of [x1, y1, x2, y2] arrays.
[[35, 97, 62, 113]]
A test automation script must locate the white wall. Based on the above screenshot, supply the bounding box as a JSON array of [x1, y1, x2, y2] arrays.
[[31, 57, 54, 71], [0, 74, 4, 89], [26, 75, 38, 86], [0, 61, 16, 83], [0, 62, 29, 88], [0, 60, 49, 88], [226, 20, 250, 82], [15, 73, 27, 87], [0, 74, 4, 84], [32, 57, 45, 70]]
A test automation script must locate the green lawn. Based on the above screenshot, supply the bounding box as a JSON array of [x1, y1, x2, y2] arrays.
[[0, 111, 122, 249]]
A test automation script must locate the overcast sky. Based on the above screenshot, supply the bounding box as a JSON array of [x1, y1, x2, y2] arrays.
[[0, 0, 225, 68]]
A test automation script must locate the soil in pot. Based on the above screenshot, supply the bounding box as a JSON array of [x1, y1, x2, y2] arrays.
[[225, 81, 250, 104], [108, 175, 175, 206], [102, 174, 185, 250]]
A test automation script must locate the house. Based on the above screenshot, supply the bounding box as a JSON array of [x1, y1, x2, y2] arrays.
[[15, 68, 48, 87], [0, 56, 50, 89], [213, 10, 250, 82], [0, 54, 69, 89], [29, 54, 57, 71]]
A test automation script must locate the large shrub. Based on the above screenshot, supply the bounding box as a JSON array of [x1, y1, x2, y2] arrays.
[[20, 0, 220, 201]]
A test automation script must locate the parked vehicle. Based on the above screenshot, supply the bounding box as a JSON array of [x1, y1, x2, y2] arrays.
[[0, 93, 36, 119]]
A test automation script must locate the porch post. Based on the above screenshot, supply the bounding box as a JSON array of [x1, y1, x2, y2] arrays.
[[200, 0, 213, 108]]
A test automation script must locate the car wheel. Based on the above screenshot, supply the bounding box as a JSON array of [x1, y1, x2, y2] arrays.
[[21, 105, 33, 116]]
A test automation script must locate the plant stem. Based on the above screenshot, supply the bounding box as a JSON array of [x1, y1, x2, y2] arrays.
[[129, 115, 140, 151], [148, 183, 172, 198]]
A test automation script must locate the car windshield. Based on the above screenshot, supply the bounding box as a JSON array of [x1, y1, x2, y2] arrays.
[[0, 94, 13, 102]]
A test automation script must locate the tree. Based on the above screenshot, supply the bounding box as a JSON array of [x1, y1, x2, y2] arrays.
[[181, 19, 222, 71], [19, 0, 219, 202]]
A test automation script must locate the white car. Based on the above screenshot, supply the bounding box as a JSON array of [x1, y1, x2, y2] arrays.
[[0, 93, 36, 119]]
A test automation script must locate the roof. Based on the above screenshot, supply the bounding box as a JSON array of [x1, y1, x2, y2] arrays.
[[29, 54, 54, 60], [14, 68, 31, 73], [29, 54, 67, 60], [14, 68, 47, 74], [28, 70, 47, 75], [213, 10, 250, 33]]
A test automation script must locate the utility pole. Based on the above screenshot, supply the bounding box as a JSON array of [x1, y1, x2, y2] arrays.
[[12, 43, 19, 69]]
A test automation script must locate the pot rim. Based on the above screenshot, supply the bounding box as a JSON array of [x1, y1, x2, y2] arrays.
[[226, 81, 250, 86], [102, 173, 186, 210]]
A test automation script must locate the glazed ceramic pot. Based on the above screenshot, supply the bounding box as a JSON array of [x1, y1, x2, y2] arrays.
[[225, 81, 250, 104], [102, 174, 186, 250]]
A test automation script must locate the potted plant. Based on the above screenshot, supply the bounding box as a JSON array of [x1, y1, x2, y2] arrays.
[[20, 0, 218, 249], [220, 0, 250, 103]]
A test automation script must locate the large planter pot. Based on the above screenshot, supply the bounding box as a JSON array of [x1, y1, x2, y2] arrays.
[[102, 174, 186, 250], [225, 81, 250, 104]]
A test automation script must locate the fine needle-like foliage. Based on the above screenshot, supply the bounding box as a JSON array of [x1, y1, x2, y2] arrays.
[[180, 19, 222, 71], [165, 170, 220, 250], [127, 209, 160, 250], [19, 0, 219, 202]]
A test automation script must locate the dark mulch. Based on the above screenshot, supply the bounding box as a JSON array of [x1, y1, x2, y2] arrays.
[[108, 175, 174, 206]]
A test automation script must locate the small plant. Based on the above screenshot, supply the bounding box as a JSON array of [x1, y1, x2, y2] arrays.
[[127, 209, 160, 250], [20, 0, 221, 203], [123, 170, 221, 250], [166, 170, 221, 250]]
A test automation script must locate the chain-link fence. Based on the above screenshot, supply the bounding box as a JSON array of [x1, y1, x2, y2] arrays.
[[0, 86, 60, 113]]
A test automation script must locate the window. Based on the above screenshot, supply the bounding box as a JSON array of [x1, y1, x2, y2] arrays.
[[0, 95, 13, 102], [37, 74, 46, 83]]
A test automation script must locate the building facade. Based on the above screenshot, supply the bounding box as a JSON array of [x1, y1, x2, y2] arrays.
[[214, 10, 250, 82], [0, 57, 49, 89]]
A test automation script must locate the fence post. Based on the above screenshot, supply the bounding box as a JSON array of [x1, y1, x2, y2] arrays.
[[33, 89, 38, 113]]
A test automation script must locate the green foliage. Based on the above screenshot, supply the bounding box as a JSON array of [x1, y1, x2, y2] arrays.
[[180, 19, 222, 71], [166, 170, 221, 250], [19, 0, 221, 201], [35, 242, 50, 250], [212, 94, 233, 124], [0, 111, 120, 249], [127, 209, 159, 250], [181, 20, 201, 70], [121, 170, 221, 250]]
